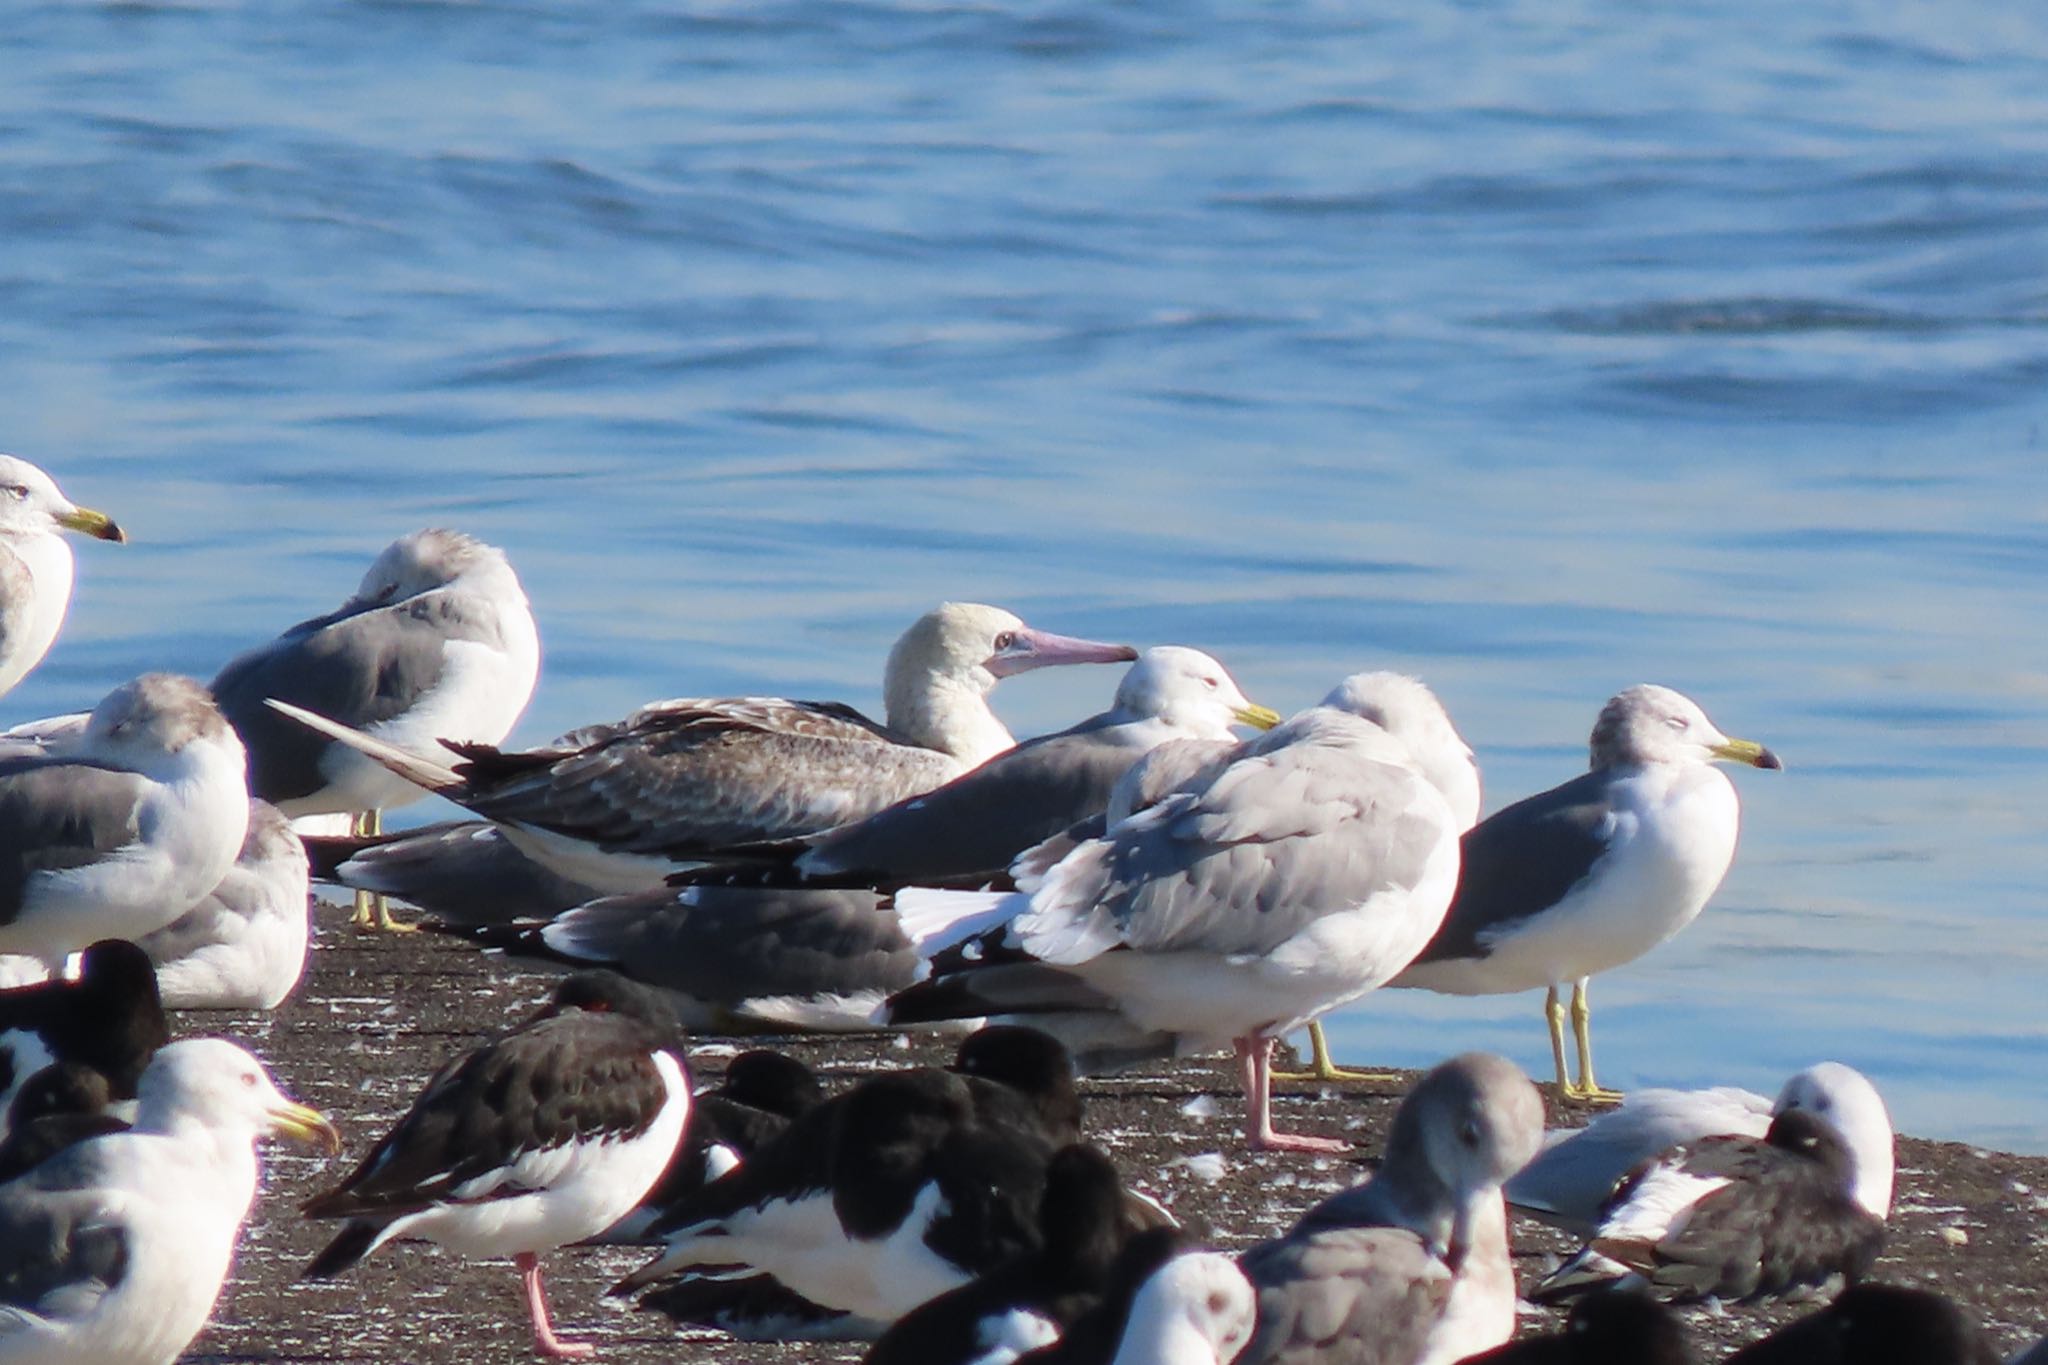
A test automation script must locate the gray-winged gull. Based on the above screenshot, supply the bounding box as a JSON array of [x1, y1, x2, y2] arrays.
[[211, 527, 540, 929], [301, 971, 691, 1360], [1275, 673, 1481, 1085], [0, 455, 124, 702], [1392, 685, 1781, 1101], [1532, 1095, 1892, 1305], [1235, 1053, 1544, 1365], [683, 645, 1280, 892], [885, 686, 1464, 1152], [135, 799, 310, 1010], [1506, 1061, 1893, 1238], [0, 1037, 338, 1365], [0, 673, 249, 965], [306, 819, 598, 925], [270, 602, 1135, 896]]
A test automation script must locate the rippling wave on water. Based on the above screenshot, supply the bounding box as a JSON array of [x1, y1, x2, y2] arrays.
[[3, 2, 2045, 1148]]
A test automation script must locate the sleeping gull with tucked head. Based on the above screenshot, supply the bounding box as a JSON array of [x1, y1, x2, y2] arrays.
[[211, 527, 540, 929], [271, 602, 1134, 897], [0, 673, 249, 967], [136, 799, 311, 1010], [1235, 1053, 1545, 1365], [1393, 685, 1781, 1101], [0, 455, 124, 702], [0, 1037, 338, 1365], [885, 675, 1466, 1152]]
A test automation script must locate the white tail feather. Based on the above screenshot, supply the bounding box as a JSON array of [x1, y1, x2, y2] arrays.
[[892, 887, 1021, 957], [263, 698, 464, 791]]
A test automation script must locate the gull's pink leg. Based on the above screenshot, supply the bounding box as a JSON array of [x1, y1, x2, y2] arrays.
[[517, 1252, 595, 1359], [1238, 1036, 1351, 1154]]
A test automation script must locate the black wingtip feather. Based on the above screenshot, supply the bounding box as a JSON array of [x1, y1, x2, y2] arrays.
[[302, 1220, 382, 1280]]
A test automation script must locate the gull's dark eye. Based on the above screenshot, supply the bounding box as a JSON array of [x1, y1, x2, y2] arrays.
[[992, 631, 1017, 650], [1460, 1119, 1482, 1146], [1, 484, 26, 500], [1203, 676, 1219, 689], [240, 1072, 259, 1088]]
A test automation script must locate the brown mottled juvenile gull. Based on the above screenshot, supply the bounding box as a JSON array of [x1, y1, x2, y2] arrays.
[[0, 455, 124, 702], [0, 674, 249, 966], [1236, 1053, 1544, 1365], [211, 528, 540, 930], [1393, 685, 1781, 1101], [271, 602, 1135, 895], [886, 682, 1464, 1152]]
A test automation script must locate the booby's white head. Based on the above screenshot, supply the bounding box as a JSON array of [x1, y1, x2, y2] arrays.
[[1113, 1251, 1256, 1365], [1320, 672, 1480, 829], [1774, 1062, 1894, 1217], [0, 455, 124, 544], [1589, 684, 1783, 774], [883, 603, 1137, 765], [1113, 646, 1280, 739]]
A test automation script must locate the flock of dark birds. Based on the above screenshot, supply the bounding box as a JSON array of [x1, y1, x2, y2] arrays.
[[0, 455, 2031, 1364]]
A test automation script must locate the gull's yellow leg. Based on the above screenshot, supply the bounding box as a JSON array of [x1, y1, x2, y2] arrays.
[[1563, 978, 1622, 1104], [1545, 984, 1572, 1094], [1270, 1021, 1397, 1084], [349, 809, 416, 933]]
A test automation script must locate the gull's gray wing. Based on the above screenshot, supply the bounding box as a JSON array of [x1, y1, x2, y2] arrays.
[[0, 761, 149, 925], [0, 1147, 131, 1321], [1407, 767, 1619, 966], [448, 699, 963, 857], [212, 592, 504, 805], [1238, 1224, 1451, 1365], [538, 886, 916, 1015], [1017, 726, 1450, 964], [309, 820, 597, 924], [789, 719, 1153, 887]]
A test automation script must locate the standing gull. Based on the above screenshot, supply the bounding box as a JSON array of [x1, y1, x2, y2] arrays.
[[0, 455, 124, 702], [0, 1038, 338, 1365], [1393, 685, 1781, 1101], [885, 681, 1465, 1152], [1235, 1053, 1545, 1365], [136, 799, 311, 1010], [301, 972, 691, 1359], [271, 602, 1134, 895], [211, 528, 540, 929], [0, 673, 249, 966]]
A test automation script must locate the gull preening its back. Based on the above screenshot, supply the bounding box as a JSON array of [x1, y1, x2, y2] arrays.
[[0, 455, 124, 703]]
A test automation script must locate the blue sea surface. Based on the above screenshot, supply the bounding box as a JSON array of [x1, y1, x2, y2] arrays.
[[3, 1, 2045, 1148]]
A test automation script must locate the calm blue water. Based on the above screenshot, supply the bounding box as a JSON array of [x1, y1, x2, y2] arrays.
[[4, 2, 2046, 1149]]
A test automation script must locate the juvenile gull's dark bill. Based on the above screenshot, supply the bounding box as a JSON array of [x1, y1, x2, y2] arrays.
[[1392, 684, 1781, 1102]]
